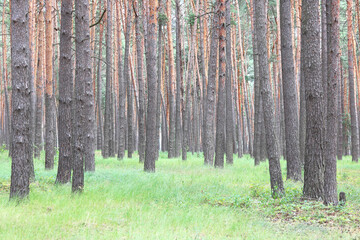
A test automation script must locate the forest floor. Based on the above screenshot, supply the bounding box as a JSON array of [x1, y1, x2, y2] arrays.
[[0, 150, 359, 240]]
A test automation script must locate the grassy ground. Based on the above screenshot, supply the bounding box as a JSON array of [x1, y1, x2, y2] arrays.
[[0, 150, 359, 240]]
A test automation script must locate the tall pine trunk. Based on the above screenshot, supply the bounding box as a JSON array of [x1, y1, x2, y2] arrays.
[[255, 0, 284, 197], [302, 0, 325, 199], [214, 0, 226, 168], [144, 0, 158, 172], [9, 0, 32, 199], [72, 0, 95, 191], [56, 0, 73, 183], [347, 0, 359, 163], [225, 0, 234, 165], [45, 0, 55, 170], [204, 11, 219, 165], [324, 0, 340, 205], [280, 0, 301, 181]]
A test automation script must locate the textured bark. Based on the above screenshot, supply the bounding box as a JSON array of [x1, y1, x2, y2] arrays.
[[280, 0, 301, 181], [337, 64, 343, 160], [302, 0, 325, 199], [9, 0, 31, 199], [28, 0, 35, 179], [214, 0, 226, 168], [96, 0, 104, 151], [125, 3, 133, 158], [299, 47, 306, 165], [103, 0, 114, 158], [175, 0, 182, 157], [167, 0, 176, 159], [252, 1, 261, 165], [204, 11, 219, 165], [199, 0, 207, 155], [255, 0, 284, 197], [136, 0, 146, 163], [225, 0, 233, 165], [155, 21, 162, 160], [2, 0, 11, 156], [117, 0, 125, 160], [321, 0, 328, 136], [182, 25, 195, 161], [324, 0, 339, 205], [34, 0, 44, 159], [56, 0, 73, 184], [347, 0, 359, 163], [144, 0, 158, 172], [45, 0, 55, 170], [72, 0, 95, 192]]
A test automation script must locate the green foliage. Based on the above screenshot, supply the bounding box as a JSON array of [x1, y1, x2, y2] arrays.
[[186, 12, 196, 26], [0, 152, 359, 239], [0, 144, 6, 153], [158, 12, 168, 26]]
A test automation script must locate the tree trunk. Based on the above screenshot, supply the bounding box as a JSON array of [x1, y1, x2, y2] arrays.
[[135, 0, 146, 163], [144, 0, 158, 172], [166, 0, 176, 159], [45, 0, 55, 170], [72, 0, 94, 192], [347, 0, 359, 163], [175, 0, 182, 157], [280, 0, 301, 181], [9, 0, 32, 199], [302, 0, 325, 199], [96, 0, 104, 151], [324, 0, 340, 205], [182, 24, 195, 161], [204, 11, 219, 165], [117, 0, 126, 160], [103, 0, 114, 158], [255, 0, 284, 197], [56, 0, 73, 184], [214, 0, 226, 168], [225, 0, 233, 165], [337, 63, 343, 160], [155, 20, 163, 160], [125, 3, 133, 158], [34, 0, 44, 159]]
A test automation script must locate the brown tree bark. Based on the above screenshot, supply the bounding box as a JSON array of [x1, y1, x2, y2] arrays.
[[248, 0, 261, 165], [347, 0, 359, 163], [1, 0, 10, 154], [337, 62, 343, 160], [117, 0, 126, 160], [255, 0, 284, 197], [280, 0, 301, 181], [45, 0, 55, 170], [204, 10, 219, 165], [144, 0, 158, 172], [324, 0, 340, 205], [103, 0, 115, 158], [34, 0, 44, 159], [225, 0, 233, 165], [125, 2, 133, 158], [96, 0, 104, 151], [214, 0, 226, 168], [166, 0, 176, 159], [182, 23, 195, 161], [136, 0, 146, 163], [9, 0, 32, 199], [302, 0, 325, 199], [72, 0, 95, 191], [175, 0, 182, 157], [56, 0, 73, 184]]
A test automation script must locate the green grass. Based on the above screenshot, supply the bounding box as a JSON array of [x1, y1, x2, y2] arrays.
[[0, 150, 359, 239]]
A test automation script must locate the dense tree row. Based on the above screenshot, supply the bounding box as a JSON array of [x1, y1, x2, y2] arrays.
[[1, 0, 358, 205]]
